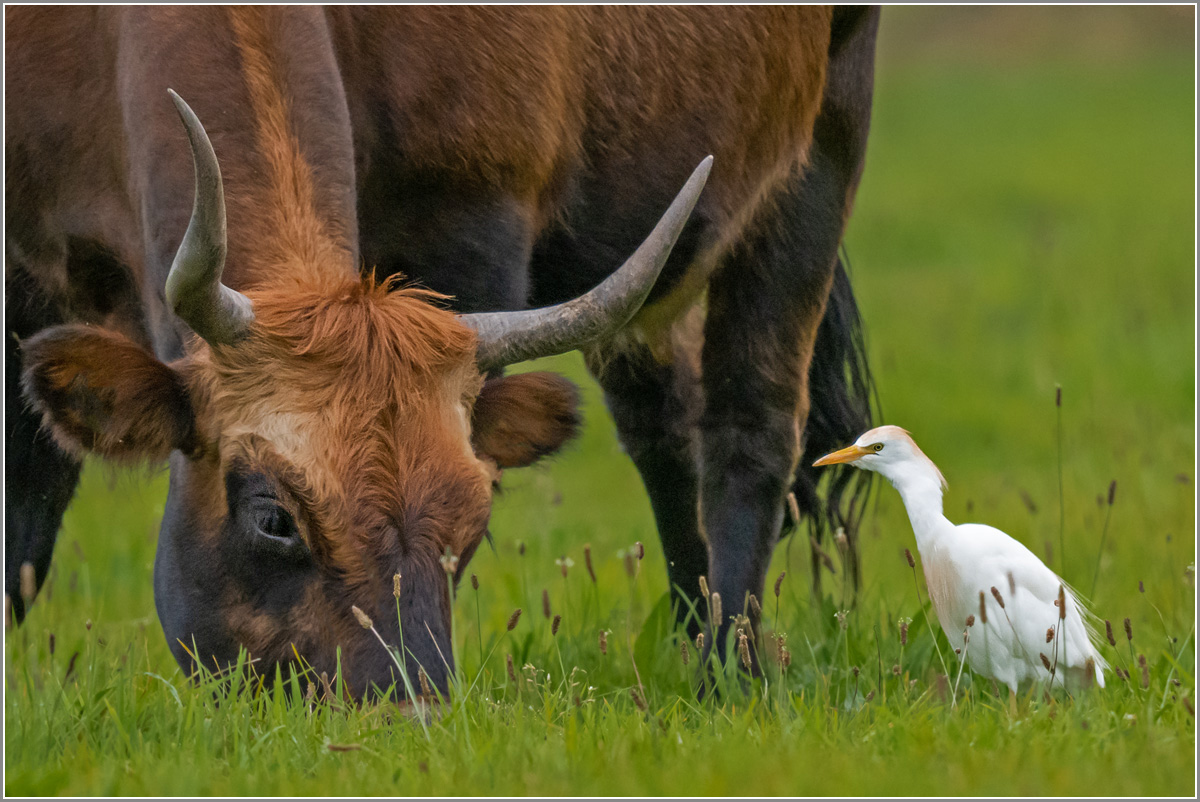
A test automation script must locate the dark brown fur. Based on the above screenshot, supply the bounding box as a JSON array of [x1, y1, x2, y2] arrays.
[[7, 6, 876, 690]]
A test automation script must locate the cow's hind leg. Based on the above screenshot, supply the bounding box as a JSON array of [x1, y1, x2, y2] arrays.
[[700, 4, 879, 675], [700, 167, 853, 673], [5, 272, 83, 626]]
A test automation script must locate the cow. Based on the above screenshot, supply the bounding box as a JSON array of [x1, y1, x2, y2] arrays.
[[5, 6, 878, 699]]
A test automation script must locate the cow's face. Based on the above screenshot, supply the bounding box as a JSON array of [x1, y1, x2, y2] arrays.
[[21, 276, 579, 700]]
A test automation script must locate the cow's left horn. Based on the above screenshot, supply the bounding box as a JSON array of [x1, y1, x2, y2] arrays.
[[461, 156, 712, 371], [164, 90, 254, 345]]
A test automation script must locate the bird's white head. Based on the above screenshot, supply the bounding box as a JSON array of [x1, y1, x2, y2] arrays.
[[812, 425, 947, 491]]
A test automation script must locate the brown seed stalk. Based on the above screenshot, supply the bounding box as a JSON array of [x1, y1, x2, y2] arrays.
[[1040, 653, 1052, 670], [900, 620, 909, 647], [892, 664, 901, 677], [1058, 585, 1067, 620], [991, 586, 1006, 609], [634, 541, 644, 560], [506, 653, 518, 685], [599, 630, 609, 656], [680, 640, 690, 666], [551, 614, 562, 637], [418, 667, 432, 698], [630, 686, 648, 712], [1124, 617, 1133, 641], [966, 615, 975, 628], [1105, 619, 1116, 646], [699, 575, 710, 599], [695, 632, 705, 652], [471, 573, 479, 591], [711, 593, 723, 625], [749, 594, 762, 619], [584, 545, 596, 584], [393, 573, 402, 599], [904, 548, 916, 569], [506, 608, 522, 631], [1046, 627, 1055, 644], [773, 571, 786, 599], [978, 591, 988, 624], [542, 588, 552, 619]]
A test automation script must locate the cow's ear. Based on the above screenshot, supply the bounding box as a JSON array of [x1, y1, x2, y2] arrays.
[[471, 372, 581, 469], [20, 324, 196, 463]]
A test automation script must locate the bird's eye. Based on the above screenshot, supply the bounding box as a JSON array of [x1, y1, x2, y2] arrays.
[[872, 443, 884, 453]]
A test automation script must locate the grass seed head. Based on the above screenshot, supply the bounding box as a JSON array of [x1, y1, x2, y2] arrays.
[[711, 593, 723, 624], [584, 545, 596, 584], [1138, 580, 1145, 593], [738, 632, 751, 670], [991, 586, 1006, 609], [1140, 661, 1150, 689], [470, 573, 479, 591], [351, 605, 373, 630], [1040, 652, 1052, 670], [781, 647, 792, 670], [836, 610, 848, 630], [1137, 653, 1147, 668], [1058, 585, 1067, 620], [1124, 617, 1133, 641], [1083, 658, 1096, 689], [440, 549, 459, 576], [749, 594, 762, 619], [1108, 479, 1117, 505], [892, 664, 902, 677], [518, 541, 526, 557], [305, 681, 316, 702], [680, 640, 690, 666], [552, 614, 561, 637], [699, 575, 710, 599], [1055, 385, 1062, 407], [506, 608, 522, 631], [904, 548, 916, 569], [899, 619, 909, 646], [19, 562, 35, 604], [48, 632, 55, 656], [966, 614, 975, 628], [1046, 627, 1055, 643], [852, 665, 860, 678], [1007, 571, 1017, 597], [393, 573, 402, 599], [630, 686, 648, 712], [978, 591, 988, 624], [418, 667, 432, 698], [634, 541, 644, 560], [506, 653, 517, 685], [695, 631, 705, 651], [1106, 619, 1116, 646], [773, 571, 786, 598], [599, 629, 609, 656], [542, 588, 552, 619]]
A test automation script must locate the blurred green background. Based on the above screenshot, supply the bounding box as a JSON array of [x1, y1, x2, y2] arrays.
[[6, 6, 1194, 795]]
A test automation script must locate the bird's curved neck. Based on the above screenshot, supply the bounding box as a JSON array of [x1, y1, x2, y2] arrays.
[[890, 472, 950, 552]]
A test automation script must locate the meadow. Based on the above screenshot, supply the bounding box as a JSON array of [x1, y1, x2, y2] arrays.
[[5, 7, 1195, 796]]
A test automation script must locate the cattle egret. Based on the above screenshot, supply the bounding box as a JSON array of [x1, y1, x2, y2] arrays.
[[814, 425, 1107, 693]]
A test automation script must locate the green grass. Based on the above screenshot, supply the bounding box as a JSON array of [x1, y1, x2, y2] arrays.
[[5, 10, 1195, 796]]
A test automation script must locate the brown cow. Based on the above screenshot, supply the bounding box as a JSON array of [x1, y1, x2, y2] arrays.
[[6, 6, 877, 697]]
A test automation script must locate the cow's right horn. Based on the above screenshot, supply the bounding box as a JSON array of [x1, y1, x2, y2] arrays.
[[164, 90, 254, 346], [461, 156, 712, 372]]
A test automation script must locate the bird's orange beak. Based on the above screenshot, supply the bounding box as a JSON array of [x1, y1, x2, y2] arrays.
[[812, 444, 872, 467]]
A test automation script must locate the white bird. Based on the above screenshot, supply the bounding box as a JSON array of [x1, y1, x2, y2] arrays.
[[814, 425, 1107, 693]]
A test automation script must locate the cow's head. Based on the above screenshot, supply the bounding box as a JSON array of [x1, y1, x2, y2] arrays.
[[20, 93, 710, 701]]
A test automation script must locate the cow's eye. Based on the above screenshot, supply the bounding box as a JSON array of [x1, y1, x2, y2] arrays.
[[255, 504, 296, 541]]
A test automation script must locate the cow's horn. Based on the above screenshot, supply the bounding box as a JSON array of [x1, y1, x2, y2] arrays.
[[164, 90, 254, 345], [461, 156, 712, 371]]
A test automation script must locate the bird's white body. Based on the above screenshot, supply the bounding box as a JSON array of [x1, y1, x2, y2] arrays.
[[815, 425, 1108, 693]]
